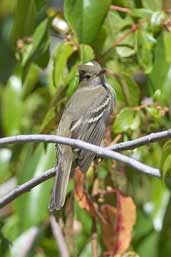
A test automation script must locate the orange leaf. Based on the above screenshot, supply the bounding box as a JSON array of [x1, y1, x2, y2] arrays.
[[74, 168, 99, 218], [115, 193, 136, 254], [100, 204, 117, 251], [100, 192, 136, 255]]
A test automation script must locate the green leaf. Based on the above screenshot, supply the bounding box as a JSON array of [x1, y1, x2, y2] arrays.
[[160, 140, 171, 189], [2, 75, 23, 135], [2, 215, 19, 242], [52, 43, 75, 87], [80, 44, 95, 63], [64, 0, 111, 44], [121, 74, 140, 106], [158, 196, 171, 257], [129, 8, 153, 19], [116, 46, 135, 58], [79, 242, 92, 257], [149, 33, 171, 104], [10, 227, 39, 257], [137, 231, 159, 257], [141, 0, 162, 11], [147, 106, 162, 120], [22, 64, 41, 97], [11, 0, 36, 43], [150, 11, 165, 34], [15, 144, 55, 230], [0, 148, 11, 181], [25, 144, 55, 227], [163, 30, 171, 64], [136, 30, 156, 73], [94, 11, 132, 55], [22, 19, 50, 68], [113, 108, 140, 133]]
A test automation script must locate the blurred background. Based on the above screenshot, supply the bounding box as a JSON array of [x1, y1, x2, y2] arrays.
[[0, 0, 171, 256]]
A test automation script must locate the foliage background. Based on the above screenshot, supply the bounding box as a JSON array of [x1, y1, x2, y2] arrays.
[[0, 0, 171, 256]]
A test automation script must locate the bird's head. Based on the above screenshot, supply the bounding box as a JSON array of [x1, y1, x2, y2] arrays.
[[78, 61, 105, 87]]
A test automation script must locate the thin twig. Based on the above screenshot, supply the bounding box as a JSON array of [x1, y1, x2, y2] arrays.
[[110, 5, 130, 13], [0, 134, 160, 177], [50, 215, 69, 257], [91, 221, 98, 257], [108, 129, 171, 151], [101, 23, 138, 58], [0, 167, 56, 208]]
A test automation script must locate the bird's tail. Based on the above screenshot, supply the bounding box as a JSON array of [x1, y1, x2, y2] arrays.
[[49, 149, 73, 211]]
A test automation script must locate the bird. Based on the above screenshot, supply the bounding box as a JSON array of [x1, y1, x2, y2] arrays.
[[49, 61, 115, 211]]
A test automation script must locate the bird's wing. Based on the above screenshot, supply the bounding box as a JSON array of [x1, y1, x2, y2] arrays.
[[71, 92, 111, 172], [76, 117, 106, 172]]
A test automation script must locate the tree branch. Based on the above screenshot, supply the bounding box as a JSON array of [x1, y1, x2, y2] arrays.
[[1, 130, 168, 208], [50, 215, 69, 257], [0, 168, 56, 208], [108, 129, 171, 151], [1, 129, 170, 152], [0, 134, 160, 176]]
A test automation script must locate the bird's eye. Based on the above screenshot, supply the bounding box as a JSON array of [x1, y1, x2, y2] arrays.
[[85, 74, 91, 80]]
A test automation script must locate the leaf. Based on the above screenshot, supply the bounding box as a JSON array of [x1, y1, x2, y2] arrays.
[[163, 30, 171, 64], [14, 144, 55, 230], [23, 144, 56, 227], [158, 196, 171, 257], [0, 148, 12, 181], [52, 43, 75, 88], [136, 30, 156, 73], [113, 108, 140, 133], [21, 19, 50, 69], [74, 168, 98, 218], [150, 11, 165, 34], [11, 0, 36, 43], [146, 106, 162, 120], [80, 44, 95, 63], [160, 140, 171, 189], [141, 0, 162, 11], [149, 33, 171, 104], [22, 64, 41, 97], [2, 75, 23, 135], [136, 231, 158, 257], [129, 8, 153, 19], [64, 0, 111, 44], [95, 11, 132, 55], [10, 227, 39, 257], [100, 192, 136, 254], [120, 75, 140, 106], [116, 46, 135, 58]]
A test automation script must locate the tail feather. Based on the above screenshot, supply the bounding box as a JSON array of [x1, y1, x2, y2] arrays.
[[49, 150, 73, 211]]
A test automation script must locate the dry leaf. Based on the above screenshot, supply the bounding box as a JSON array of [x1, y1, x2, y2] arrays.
[[74, 168, 99, 218], [100, 191, 136, 255], [101, 204, 117, 251], [115, 193, 136, 254]]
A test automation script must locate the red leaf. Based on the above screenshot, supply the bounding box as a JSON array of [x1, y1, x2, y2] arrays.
[[100, 191, 136, 255]]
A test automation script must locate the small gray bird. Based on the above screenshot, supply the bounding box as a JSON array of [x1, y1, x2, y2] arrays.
[[49, 61, 115, 211]]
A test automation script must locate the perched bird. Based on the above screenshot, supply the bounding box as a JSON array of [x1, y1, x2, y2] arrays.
[[49, 61, 115, 211]]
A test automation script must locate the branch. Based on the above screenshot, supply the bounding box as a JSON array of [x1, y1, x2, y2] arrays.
[[110, 5, 130, 13], [108, 129, 171, 151], [50, 215, 69, 257], [0, 167, 56, 208], [0, 134, 160, 176], [1, 130, 171, 151], [1, 130, 167, 208]]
